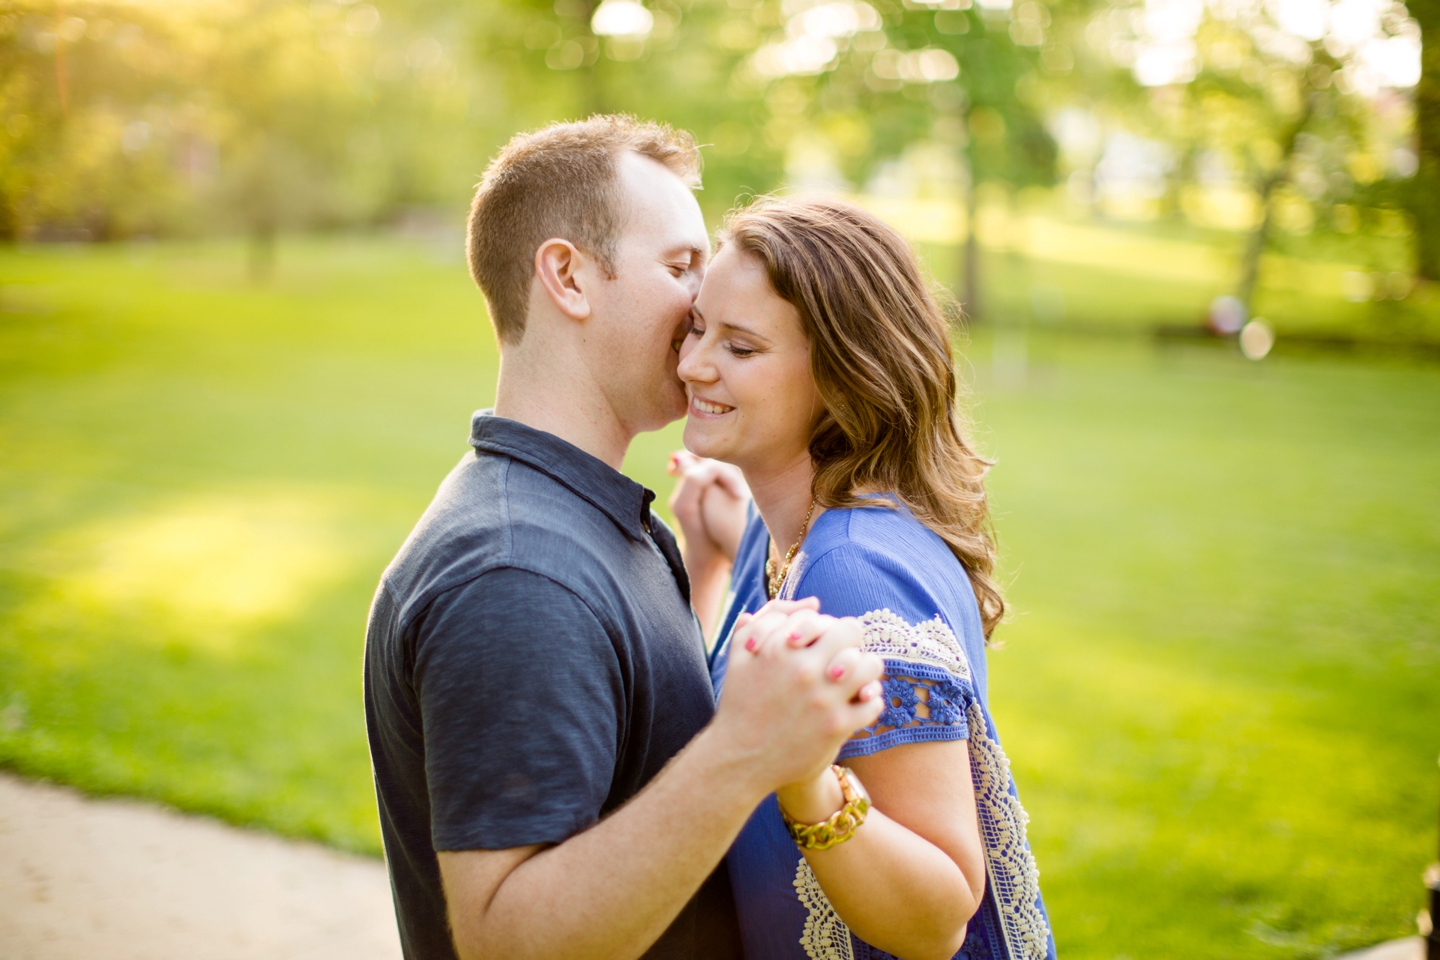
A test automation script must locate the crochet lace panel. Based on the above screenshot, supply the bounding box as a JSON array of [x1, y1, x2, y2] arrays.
[[791, 609, 1049, 960], [856, 608, 972, 680], [842, 609, 972, 757], [795, 857, 855, 960], [967, 696, 1050, 960]]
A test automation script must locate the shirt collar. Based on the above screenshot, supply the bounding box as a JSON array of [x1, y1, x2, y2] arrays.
[[468, 410, 656, 541]]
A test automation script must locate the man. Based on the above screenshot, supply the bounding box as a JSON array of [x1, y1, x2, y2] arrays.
[[364, 115, 885, 960]]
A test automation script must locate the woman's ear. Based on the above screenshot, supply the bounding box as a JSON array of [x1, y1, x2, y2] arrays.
[[534, 238, 593, 321]]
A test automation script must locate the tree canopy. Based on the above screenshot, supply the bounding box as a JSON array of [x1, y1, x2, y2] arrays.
[[0, 0, 1427, 286]]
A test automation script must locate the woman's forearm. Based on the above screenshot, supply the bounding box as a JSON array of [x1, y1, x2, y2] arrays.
[[686, 557, 731, 643], [777, 744, 986, 960], [801, 809, 980, 960]]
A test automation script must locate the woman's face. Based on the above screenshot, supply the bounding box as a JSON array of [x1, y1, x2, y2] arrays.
[[677, 245, 821, 475]]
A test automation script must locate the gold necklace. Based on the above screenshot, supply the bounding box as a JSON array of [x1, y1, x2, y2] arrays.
[[765, 499, 817, 599]]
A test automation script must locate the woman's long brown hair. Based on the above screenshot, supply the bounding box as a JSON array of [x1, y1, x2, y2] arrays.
[[720, 196, 1005, 639]]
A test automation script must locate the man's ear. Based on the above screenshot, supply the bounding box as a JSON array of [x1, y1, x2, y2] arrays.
[[533, 238, 593, 322]]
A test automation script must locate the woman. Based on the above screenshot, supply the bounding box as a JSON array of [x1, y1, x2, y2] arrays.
[[670, 197, 1055, 960]]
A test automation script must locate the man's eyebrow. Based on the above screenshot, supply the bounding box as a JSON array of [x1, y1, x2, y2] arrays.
[[665, 244, 707, 262]]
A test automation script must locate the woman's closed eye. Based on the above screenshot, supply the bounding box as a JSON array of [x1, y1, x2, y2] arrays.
[[685, 315, 757, 357]]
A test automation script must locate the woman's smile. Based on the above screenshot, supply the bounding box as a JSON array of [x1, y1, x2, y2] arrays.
[[677, 244, 818, 474], [689, 395, 735, 417]]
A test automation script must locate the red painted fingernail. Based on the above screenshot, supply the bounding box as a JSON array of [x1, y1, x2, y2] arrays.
[[744, 637, 758, 652], [829, 665, 845, 679], [787, 631, 802, 642]]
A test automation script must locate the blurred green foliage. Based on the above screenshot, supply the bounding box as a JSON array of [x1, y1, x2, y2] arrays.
[[0, 0, 1429, 305], [1, 238, 1436, 958], [0, 238, 485, 847]]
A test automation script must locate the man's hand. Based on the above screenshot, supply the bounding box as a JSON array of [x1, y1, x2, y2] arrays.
[[711, 598, 885, 794]]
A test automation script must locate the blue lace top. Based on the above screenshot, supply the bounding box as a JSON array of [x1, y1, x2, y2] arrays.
[[710, 501, 1057, 960]]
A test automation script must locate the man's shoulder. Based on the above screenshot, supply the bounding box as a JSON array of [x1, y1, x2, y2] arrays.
[[379, 450, 639, 632], [380, 452, 508, 611]]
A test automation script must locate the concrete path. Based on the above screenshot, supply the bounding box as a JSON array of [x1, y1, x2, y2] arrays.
[[0, 772, 401, 960], [0, 769, 1427, 960], [1339, 938, 1426, 960]]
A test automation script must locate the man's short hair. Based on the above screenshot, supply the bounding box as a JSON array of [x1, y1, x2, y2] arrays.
[[466, 115, 702, 346]]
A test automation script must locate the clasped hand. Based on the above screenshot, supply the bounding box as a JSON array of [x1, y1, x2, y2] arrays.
[[666, 450, 749, 570], [714, 597, 885, 802]]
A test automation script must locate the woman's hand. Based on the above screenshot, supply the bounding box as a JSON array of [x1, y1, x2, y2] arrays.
[[667, 450, 750, 566], [668, 450, 750, 641], [720, 602, 884, 792]]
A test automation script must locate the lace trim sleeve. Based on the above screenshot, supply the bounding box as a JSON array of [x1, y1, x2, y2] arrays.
[[838, 609, 974, 760], [795, 608, 1051, 960]]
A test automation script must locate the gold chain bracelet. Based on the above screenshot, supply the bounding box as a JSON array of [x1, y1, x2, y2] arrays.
[[779, 765, 871, 851]]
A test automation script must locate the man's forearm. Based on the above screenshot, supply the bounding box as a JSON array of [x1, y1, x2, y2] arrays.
[[445, 725, 765, 960]]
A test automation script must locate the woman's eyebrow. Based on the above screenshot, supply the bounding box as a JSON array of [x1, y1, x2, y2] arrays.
[[719, 319, 771, 343], [691, 304, 772, 344]]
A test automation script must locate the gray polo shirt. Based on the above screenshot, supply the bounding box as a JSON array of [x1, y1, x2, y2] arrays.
[[364, 411, 740, 960]]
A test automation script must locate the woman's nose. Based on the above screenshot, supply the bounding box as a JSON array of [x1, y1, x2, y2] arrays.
[[676, 339, 712, 383]]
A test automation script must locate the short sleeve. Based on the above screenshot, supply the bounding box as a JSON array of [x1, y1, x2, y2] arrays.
[[412, 567, 623, 851], [791, 542, 979, 760]]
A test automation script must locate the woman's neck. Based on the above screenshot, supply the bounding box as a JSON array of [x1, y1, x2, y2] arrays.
[[744, 455, 821, 559]]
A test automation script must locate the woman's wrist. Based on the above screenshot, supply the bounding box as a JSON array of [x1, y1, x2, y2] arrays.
[[682, 549, 731, 590], [776, 767, 846, 825]]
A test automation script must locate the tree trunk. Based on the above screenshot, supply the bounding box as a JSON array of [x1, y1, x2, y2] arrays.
[[249, 221, 275, 283], [583, 56, 607, 115], [1235, 93, 1316, 316], [582, 0, 607, 116], [1237, 174, 1280, 313], [0, 187, 17, 243], [963, 152, 982, 323], [1411, 0, 1440, 281]]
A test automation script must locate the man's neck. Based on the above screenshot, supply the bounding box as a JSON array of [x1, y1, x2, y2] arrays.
[[493, 351, 633, 471], [744, 455, 820, 559]]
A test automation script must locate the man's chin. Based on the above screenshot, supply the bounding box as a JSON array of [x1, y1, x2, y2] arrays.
[[660, 384, 689, 424], [634, 388, 689, 434]]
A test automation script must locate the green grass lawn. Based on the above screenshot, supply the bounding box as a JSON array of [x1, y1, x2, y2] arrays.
[[1, 236, 1436, 960], [913, 213, 1440, 343], [971, 331, 1439, 958]]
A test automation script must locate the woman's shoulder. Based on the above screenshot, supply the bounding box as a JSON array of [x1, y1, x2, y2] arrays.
[[737, 496, 944, 578], [800, 501, 955, 588], [815, 496, 950, 552], [792, 499, 981, 634]]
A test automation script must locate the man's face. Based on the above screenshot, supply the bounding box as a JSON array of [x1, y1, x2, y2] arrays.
[[586, 152, 709, 436]]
